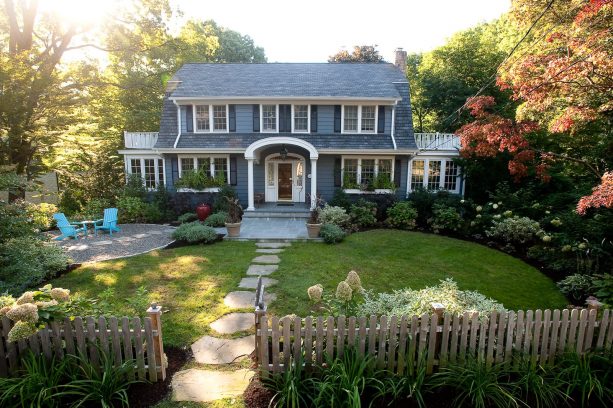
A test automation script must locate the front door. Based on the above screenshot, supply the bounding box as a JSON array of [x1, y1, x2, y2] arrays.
[[277, 163, 292, 200]]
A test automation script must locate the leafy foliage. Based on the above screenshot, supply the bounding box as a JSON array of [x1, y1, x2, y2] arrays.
[[328, 45, 384, 63], [171, 222, 218, 244], [177, 212, 198, 224], [487, 216, 541, 244], [319, 205, 351, 229], [319, 224, 346, 244], [386, 201, 418, 229], [204, 212, 228, 227], [349, 199, 377, 228], [429, 203, 463, 233]]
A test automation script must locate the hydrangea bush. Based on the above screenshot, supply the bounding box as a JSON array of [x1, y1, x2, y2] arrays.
[[357, 279, 505, 319], [486, 216, 541, 244], [307, 271, 364, 316], [429, 203, 463, 233], [319, 205, 351, 229], [386, 201, 418, 229]]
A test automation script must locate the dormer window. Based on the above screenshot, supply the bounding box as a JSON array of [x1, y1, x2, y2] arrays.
[[194, 104, 228, 133], [262, 104, 277, 132], [342, 105, 378, 133]]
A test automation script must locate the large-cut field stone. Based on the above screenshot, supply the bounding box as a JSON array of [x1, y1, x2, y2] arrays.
[[172, 368, 254, 402], [252, 255, 280, 264], [256, 248, 284, 254], [239, 277, 278, 289], [224, 291, 276, 309], [256, 242, 291, 249], [210, 313, 254, 334], [246, 264, 278, 276], [191, 335, 255, 364]]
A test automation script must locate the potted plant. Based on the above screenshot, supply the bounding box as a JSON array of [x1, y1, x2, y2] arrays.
[[225, 197, 243, 237], [306, 207, 322, 238]]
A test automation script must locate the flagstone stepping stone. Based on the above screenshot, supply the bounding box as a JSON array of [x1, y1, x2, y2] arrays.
[[191, 335, 255, 364], [210, 313, 254, 334], [239, 277, 278, 289], [256, 248, 284, 254], [224, 291, 276, 309], [256, 242, 291, 249], [252, 255, 280, 264], [246, 264, 278, 276], [172, 368, 254, 402]]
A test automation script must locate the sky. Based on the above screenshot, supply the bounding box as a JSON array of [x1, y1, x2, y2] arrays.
[[173, 0, 512, 62]]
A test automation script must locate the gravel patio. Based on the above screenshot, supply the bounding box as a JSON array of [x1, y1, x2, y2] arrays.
[[50, 224, 176, 264]]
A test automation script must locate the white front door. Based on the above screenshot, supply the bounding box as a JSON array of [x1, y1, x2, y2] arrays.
[[264, 154, 306, 203]]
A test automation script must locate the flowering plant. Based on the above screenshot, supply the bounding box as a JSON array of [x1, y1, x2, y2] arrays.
[[306, 271, 364, 316]]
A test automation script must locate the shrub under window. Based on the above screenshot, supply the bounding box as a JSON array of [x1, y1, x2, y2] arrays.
[[386, 201, 418, 229], [172, 222, 218, 244], [320, 224, 346, 244]]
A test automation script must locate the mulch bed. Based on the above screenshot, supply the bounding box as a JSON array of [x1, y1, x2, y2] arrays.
[[127, 346, 190, 408]]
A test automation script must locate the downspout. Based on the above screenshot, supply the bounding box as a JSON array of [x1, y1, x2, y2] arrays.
[[172, 99, 182, 148], [390, 101, 398, 150]]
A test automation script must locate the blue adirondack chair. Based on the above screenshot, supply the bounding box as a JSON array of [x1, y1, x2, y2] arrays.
[[94, 208, 121, 236], [53, 213, 86, 240]]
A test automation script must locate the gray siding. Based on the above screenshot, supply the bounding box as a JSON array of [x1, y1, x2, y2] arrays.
[[316, 155, 337, 201], [235, 104, 253, 133], [317, 105, 335, 134], [180, 106, 188, 133], [164, 155, 176, 189]]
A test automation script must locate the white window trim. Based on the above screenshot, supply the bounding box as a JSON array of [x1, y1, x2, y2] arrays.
[[291, 104, 310, 133], [177, 154, 230, 182], [260, 104, 279, 133], [407, 158, 461, 194], [125, 155, 166, 189], [341, 156, 395, 190], [341, 105, 378, 134], [193, 104, 229, 134]]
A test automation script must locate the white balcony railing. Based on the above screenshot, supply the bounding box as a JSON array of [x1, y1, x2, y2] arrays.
[[124, 131, 159, 149], [415, 133, 461, 151]]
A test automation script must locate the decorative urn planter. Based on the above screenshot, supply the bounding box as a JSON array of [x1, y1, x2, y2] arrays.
[[225, 222, 241, 237], [196, 203, 212, 222], [306, 223, 322, 239]]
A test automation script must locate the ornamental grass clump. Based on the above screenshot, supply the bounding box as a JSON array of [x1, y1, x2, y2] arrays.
[[357, 278, 505, 319]]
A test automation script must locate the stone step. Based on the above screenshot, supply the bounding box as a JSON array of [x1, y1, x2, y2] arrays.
[[243, 211, 310, 219], [256, 248, 284, 254], [172, 369, 254, 402], [256, 242, 291, 248], [210, 313, 255, 334], [239, 277, 278, 289], [191, 335, 255, 364], [224, 291, 277, 309], [252, 254, 280, 264]]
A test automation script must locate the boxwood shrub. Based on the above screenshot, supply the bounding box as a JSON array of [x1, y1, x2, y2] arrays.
[[204, 212, 228, 227], [172, 222, 218, 244], [177, 212, 198, 224], [319, 223, 346, 244]]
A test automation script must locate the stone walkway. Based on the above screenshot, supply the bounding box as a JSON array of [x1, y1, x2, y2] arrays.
[[171, 240, 289, 402], [50, 224, 176, 263]]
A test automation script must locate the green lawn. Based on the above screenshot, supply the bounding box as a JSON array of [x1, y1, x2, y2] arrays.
[[269, 230, 567, 316], [48, 230, 566, 348]]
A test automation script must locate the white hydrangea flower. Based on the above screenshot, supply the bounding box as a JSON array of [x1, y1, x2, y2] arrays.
[[0, 295, 15, 309], [16, 291, 34, 305], [50, 288, 70, 302], [7, 321, 38, 343], [335, 281, 352, 302], [0, 306, 11, 317], [6, 303, 39, 323], [307, 284, 323, 302], [542, 235, 552, 243], [492, 204, 499, 209], [345, 271, 362, 292], [35, 300, 59, 309], [476, 206, 483, 212]]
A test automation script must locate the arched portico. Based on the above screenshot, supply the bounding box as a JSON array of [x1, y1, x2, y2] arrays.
[[244, 137, 319, 211]]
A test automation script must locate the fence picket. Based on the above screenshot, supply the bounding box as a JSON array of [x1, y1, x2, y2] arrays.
[[325, 316, 335, 361], [368, 315, 377, 356], [418, 314, 429, 364], [396, 316, 408, 375], [449, 314, 460, 365], [494, 312, 506, 364], [595, 310, 609, 350], [63, 318, 75, 357], [485, 312, 497, 367], [39, 324, 52, 361], [584, 309, 596, 351], [558, 309, 570, 353], [259, 314, 269, 374], [97, 317, 109, 358], [531, 310, 542, 365], [439, 313, 451, 368], [144, 318, 157, 382], [348, 317, 356, 348], [272, 316, 280, 372], [567, 309, 579, 352], [86, 317, 99, 371], [358, 317, 367, 356], [548, 310, 561, 365], [504, 311, 515, 366], [283, 316, 292, 368], [576, 309, 588, 353], [468, 313, 479, 358], [121, 317, 135, 380], [477, 317, 488, 362], [605, 311, 613, 352], [0, 327, 7, 376], [377, 316, 388, 370], [388, 316, 398, 372], [459, 312, 469, 362], [315, 317, 324, 366], [108, 317, 122, 367], [304, 317, 313, 368], [28, 330, 41, 356], [407, 316, 418, 376], [426, 314, 438, 374], [540, 310, 551, 365], [337, 316, 346, 358], [293, 316, 302, 362]]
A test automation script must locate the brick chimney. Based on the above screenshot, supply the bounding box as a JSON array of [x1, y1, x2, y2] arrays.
[[394, 48, 407, 73]]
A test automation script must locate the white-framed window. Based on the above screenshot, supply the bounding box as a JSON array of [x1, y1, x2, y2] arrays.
[[292, 105, 309, 133], [341, 156, 395, 190], [193, 104, 228, 133], [178, 155, 230, 183], [126, 156, 165, 189], [409, 158, 461, 193], [261, 104, 278, 132], [342, 105, 379, 133]]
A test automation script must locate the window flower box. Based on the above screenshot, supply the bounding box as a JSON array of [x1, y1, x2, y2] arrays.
[[342, 189, 394, 195], [176, 187, 221, 193]]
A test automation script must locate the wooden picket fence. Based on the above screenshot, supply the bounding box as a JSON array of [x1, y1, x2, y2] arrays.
[[0, 304, 166, 381], [254, 280, 613, 375]]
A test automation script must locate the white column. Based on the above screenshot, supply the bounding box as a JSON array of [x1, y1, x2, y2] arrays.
[[310, 158, 317, 209], [247, 158, 255, 211]]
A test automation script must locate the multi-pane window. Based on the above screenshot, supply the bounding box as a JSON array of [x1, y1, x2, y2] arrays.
[[214, 158, 228, 182], [361, 106, 376, 132], [410, 159, 461, 193], [360, 159, 376, 185], [262, 105, 277, 131], [428, 161, 441, 190], [444, 161, 459, 191], [267, 163, 275, 186], [411, 160, 425, 191], [293, 105, 308, 132], [196, 157, 211, 175], [127, 157, 164, 189], [342, 157, 394, 189], [130, 159, 142, 175], [180, 158, 194, 172], [296, 162, 304, 187], [343, 106, 358, 132], [213, 105, 227, 131], [195, 105, 210, 131], [343, 159, 359, 186]]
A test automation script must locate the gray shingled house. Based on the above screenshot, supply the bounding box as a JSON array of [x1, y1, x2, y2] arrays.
[[119, 49, 462, 213]]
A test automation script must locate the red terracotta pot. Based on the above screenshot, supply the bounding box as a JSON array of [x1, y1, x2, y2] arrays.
[[196, 203, 212, 222]]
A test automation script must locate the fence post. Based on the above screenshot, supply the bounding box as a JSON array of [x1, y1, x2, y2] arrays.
[[254, 277, 269, 377], [147, 303, 166, 381]]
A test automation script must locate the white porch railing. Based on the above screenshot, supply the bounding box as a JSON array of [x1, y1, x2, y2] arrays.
[[124, 131, 159, 149], [415, 133, 461, 150]]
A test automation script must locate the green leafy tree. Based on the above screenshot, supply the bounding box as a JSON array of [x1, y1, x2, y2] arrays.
[[328, 45, 384, 63]]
